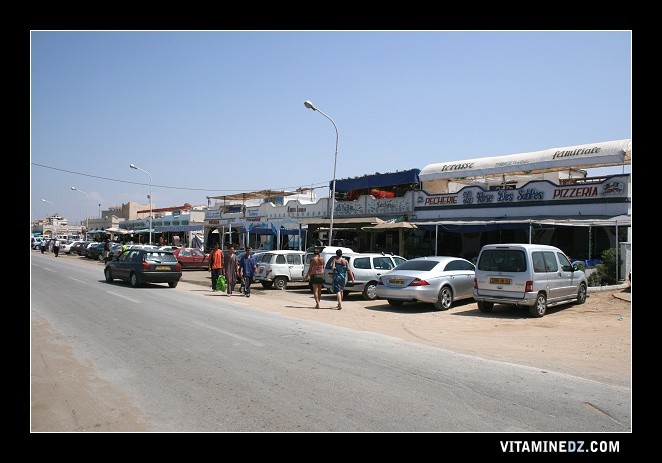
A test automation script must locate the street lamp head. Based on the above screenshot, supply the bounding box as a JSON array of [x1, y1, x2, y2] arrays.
[[304, 100, 317, 111], [71, 186, 76, 191], [130, 164, 137, 169]]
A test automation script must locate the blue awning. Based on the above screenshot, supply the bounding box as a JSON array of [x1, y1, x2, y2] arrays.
[[332, 169, 420, 193]]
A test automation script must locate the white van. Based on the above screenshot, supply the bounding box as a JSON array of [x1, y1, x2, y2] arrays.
[[473, 243, 588, 317]]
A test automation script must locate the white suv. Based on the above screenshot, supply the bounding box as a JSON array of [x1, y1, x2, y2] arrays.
[[473, 243, 588, 317], [254, 250, 306, 290], [322, 252, 407, 300]]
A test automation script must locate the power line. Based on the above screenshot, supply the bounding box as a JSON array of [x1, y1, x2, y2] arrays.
[[31, 162, 330, 194]]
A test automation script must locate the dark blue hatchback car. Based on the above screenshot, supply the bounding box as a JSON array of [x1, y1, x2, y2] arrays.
[[104, 248, 182, 288]]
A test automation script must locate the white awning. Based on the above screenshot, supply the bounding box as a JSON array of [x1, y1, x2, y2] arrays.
[[419, 139, 631, 182]]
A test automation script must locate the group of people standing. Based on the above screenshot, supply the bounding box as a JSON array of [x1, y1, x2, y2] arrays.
[[209, 243, 258, 298]]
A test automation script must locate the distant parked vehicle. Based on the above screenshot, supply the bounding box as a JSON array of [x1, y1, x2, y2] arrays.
[[173, 247, 210, 270], [254, 250, 306, 290]]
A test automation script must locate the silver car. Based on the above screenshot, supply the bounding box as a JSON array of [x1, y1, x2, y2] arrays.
[[375, 256, 476, 310]]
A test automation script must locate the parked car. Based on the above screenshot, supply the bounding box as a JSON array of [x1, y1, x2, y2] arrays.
[[62, 240, 82, 254], [254, 250, 306, 290], [375, 256, 476, 310], [322, 252, 407, 300], [71, 240, 91, 256], [173, 247, 210, 270], [104, 248, 182, 288], [86, 242, 106, 260], [473, 243, 587, 318]]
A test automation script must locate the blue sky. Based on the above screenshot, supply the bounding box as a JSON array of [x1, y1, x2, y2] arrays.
[[30, 31, 631, 226]]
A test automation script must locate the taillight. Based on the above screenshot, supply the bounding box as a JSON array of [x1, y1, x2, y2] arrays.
[[141, 261, 150, 270], [473, 277, 478, 289], [377, 277, 384, 285], [175, 262, 182, 271], [525, 280, 533, 292], [408, 278, 429, 287]]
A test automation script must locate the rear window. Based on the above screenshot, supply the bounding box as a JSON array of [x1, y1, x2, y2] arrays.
[[146, 252, 178, 263], [392, 260, 440, 272], [477, 250, 527, 272]]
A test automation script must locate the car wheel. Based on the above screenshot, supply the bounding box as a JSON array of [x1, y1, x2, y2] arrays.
[[362, 282, 378, 300], [261, 281, 274, 289], [387, 299, 404, 307], [576, 283, 587, 304], [104, 268, 113, 283], [434, 286, 453, 310], [273, 276, 287, 290], [168, 281, 178, 288], [529, 292, 547, 317], [477, 301, 494, 313], [130, 272, 140, 288]]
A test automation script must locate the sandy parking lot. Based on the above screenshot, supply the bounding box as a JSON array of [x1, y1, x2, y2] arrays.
[[31, 254, 632, 431]]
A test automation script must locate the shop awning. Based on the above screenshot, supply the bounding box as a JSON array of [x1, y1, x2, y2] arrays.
[[299, 217, 385, 225], [419, 139, 631, 182], [155, 225, 204, 232], [209, 190, 298, 201], [332, 169, 420, 193]]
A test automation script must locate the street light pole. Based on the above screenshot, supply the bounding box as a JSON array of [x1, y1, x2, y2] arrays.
[[130, 163, 153, 245], [304, 100, 339, 247], [71, 187, 89, 240], [41, 198, 56, 237]]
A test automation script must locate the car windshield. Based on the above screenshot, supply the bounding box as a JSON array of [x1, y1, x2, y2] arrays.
[[392, 260, 439, 272]]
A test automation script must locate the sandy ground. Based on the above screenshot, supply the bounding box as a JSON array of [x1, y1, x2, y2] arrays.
[[31, 256, 632, 432]]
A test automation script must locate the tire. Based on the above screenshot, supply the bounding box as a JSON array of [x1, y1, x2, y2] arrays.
[[477, 301, 494, 313], [104, 268, 113, 283], [130, 272, 140, 288], [433, 286, 453, 310], [362, 282, 378, 301], [575, 283, 587, 304], [529, 292, 547, 317], [261, 281, 274, 289], [168, 281, 178, 288], [387, 299, 404, 307], [273, 276, 287, 290]]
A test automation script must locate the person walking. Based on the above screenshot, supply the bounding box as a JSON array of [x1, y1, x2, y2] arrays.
[[52, 238, 60, 257], [208, 242, 224, 292], [331, 249, 354, 310], [306, 248, 325, 309], [102, 238, 111, 263], [223, 245, 239, 296], [238, 247, 258, 298]]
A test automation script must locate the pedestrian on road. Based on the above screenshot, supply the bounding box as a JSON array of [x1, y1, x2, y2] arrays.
[[223, 245, 239, 296], [331, 249, 354, 310], [306, 248, 325, 309], [208, 242, 224, 291], [52, 238, 60, 257], [102, 238, 111, 263], [239, 247, 258, 298]]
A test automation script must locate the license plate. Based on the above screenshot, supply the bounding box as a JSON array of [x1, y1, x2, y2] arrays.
[[490, 277, 511, 284], [389, 279, 405, 285], [156, 265, 170, 271]]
